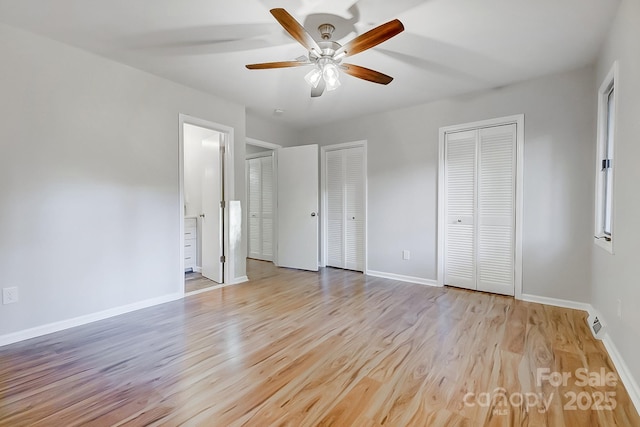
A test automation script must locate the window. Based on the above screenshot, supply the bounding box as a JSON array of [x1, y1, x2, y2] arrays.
[[594, 62, 618, 252]]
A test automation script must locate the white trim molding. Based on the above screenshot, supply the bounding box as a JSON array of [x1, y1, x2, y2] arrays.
[[520, 293, 592, 312], [179, 114, 236, 290], [437, 114, 525, 298], [246, 137, 282, 150], [0, 293, 183, 348], [602, 333, 640, 412], [593, 61, 618, 255], [230, 276, 249, 285], [582, 304, 640, 413], [185, 277, 249, 297], [366, 270, 440, 287]]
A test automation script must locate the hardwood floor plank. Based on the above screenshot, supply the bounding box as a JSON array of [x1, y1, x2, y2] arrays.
[[1, 260, 638, 426]]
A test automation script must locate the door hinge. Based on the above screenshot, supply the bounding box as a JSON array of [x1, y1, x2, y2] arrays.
[[220, 200, 226, 209], [601, 158, 611, 170], [220, 255, 226, 263], [220, 146, 225, 155]]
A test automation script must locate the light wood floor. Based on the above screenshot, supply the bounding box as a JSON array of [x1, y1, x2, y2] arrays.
[[185, 272, 217, 294], [1, 260, 638, 426]]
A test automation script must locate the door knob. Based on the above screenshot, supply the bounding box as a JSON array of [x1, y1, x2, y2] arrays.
[[311, 212, 317, 217]]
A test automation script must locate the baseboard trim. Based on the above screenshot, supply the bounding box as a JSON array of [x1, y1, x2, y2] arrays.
[[184, 276, 249, 297], [194, 266, 202, 273], [601, 332, 640, 412], [231, 276, 249, 285], [520, 293, 591, 312], [0, 292, 183, 348], [366, 270, 440, 287]]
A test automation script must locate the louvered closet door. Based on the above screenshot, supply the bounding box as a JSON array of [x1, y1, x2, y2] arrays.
[[325, 146, 365, 271], [247, 158, 261, 259], [477, 124, 516, 295], [260, 156, 274, 259], [246, 155, 274, 261], [444, 130, 477, 290], [326, 150, 344, 268], [344, 147, 365, 271]]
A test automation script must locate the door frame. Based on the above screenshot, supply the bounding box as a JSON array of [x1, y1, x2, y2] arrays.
[[437, 115, 524, 298], [179, 114, 235, 295], [320, 140, 368, 271], [246, 138, 281, 265]]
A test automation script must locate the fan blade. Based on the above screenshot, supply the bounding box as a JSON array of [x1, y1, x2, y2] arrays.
[[270, 8, 322, 54], [334, 19, 404, 58], [246, 61, 310, 69], [341, 63, 393, 84], [311, 79, 326, 97]]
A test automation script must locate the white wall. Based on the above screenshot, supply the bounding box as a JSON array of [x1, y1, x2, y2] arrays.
[[301, 66, 596, 301], [246, 112, 300, 147], [593, 0, 640, 387], [246, 144, 273, 156], [0, 24, 246, 338]]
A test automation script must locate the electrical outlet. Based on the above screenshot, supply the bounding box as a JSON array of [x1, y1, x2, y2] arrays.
[[402, 250, 410, 260], [2, 287, 18, 305]]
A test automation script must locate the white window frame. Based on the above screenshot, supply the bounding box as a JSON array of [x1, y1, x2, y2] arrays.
[[594, 62, 618, 254]]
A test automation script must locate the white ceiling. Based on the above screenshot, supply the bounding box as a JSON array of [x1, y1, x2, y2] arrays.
[[0, 0, 619, 129]]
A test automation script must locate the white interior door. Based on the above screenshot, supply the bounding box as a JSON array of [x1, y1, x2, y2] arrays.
[[260, 156, 274, 260], [247, 158, 261, 259], [247, 155, 274, 261], [201, 135, 223, 283], [344, 147, 365, 271], [443, 124, 516, 296], [444, 130, 477, 291], [277, 145, 319, 271], [325, 146, 365, 271], [477, 124, 516, 295]]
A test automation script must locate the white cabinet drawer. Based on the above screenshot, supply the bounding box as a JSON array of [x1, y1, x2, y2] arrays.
[[184, 240, 196, 258], [184, 218, 198, 271], [184, 218, 197, 236], [184, 256, 195, 270]]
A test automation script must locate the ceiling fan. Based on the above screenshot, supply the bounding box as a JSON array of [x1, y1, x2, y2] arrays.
[[246, 8, 404, 97]]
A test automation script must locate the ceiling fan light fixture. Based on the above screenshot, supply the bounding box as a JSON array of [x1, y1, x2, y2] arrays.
[[304, 67, 323, 88], [322, 62, 341, 91], [325, 76, 341, 92], [246, 9, 405, 97]]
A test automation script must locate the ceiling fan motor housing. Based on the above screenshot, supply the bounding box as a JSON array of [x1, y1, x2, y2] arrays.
[[313, 41, 342, 59], [318, 23, 335, 40]]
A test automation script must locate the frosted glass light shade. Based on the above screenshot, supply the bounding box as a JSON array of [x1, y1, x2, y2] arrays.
[[304, 68, 322, 88], [322, 63, 340, 91]]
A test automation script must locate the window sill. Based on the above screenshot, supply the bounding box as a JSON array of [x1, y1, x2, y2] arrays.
[[594, 237, 613, 254]]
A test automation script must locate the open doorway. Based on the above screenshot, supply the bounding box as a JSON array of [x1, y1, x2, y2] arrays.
[[246, 138, 280, 269], [180, 117, 229, 295]]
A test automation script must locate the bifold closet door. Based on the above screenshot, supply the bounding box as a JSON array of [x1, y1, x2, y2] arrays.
[[247, 156, 273, 261], [326, 146, 365, 271], [477, 124, 516, 295], [443, 124, 516, 296], [444, 130, 477, 290]]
